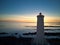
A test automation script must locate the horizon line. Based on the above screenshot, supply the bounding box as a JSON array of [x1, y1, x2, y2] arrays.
[[0, 20, 60, 23]]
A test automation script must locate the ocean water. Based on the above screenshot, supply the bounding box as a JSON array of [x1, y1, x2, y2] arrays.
[[0, 22, 60, 38], [0, 22, 60, 33]]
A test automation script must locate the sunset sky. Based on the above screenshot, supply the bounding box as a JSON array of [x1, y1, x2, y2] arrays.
[[0, 0, 60, 22]]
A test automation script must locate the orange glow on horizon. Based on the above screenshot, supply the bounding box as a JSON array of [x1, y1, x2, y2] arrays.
[[44, 16, 60, 22], [0, 15, 60, 23]]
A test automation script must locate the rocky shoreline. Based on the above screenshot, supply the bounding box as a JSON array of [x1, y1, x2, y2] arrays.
[[0, 32, 60, 45]]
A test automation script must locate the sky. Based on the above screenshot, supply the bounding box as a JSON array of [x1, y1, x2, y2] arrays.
[[0, 0, 60, 22]]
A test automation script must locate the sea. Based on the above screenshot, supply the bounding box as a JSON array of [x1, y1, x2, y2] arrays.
[[0, 22, 60, 38]]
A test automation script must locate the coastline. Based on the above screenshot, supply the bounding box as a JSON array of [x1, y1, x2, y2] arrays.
[[0, 32, 60, 45]]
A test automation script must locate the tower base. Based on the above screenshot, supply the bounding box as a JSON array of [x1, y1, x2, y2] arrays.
[[31, 37, 50, 45]]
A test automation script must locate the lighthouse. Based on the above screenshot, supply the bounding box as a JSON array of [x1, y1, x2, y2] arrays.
[[36, 12, 46, 45], [32, 13, 49, 45]]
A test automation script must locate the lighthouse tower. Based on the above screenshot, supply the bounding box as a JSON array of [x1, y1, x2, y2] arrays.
[[32, 13, 49, 45], [36, 13, 45, 45]]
